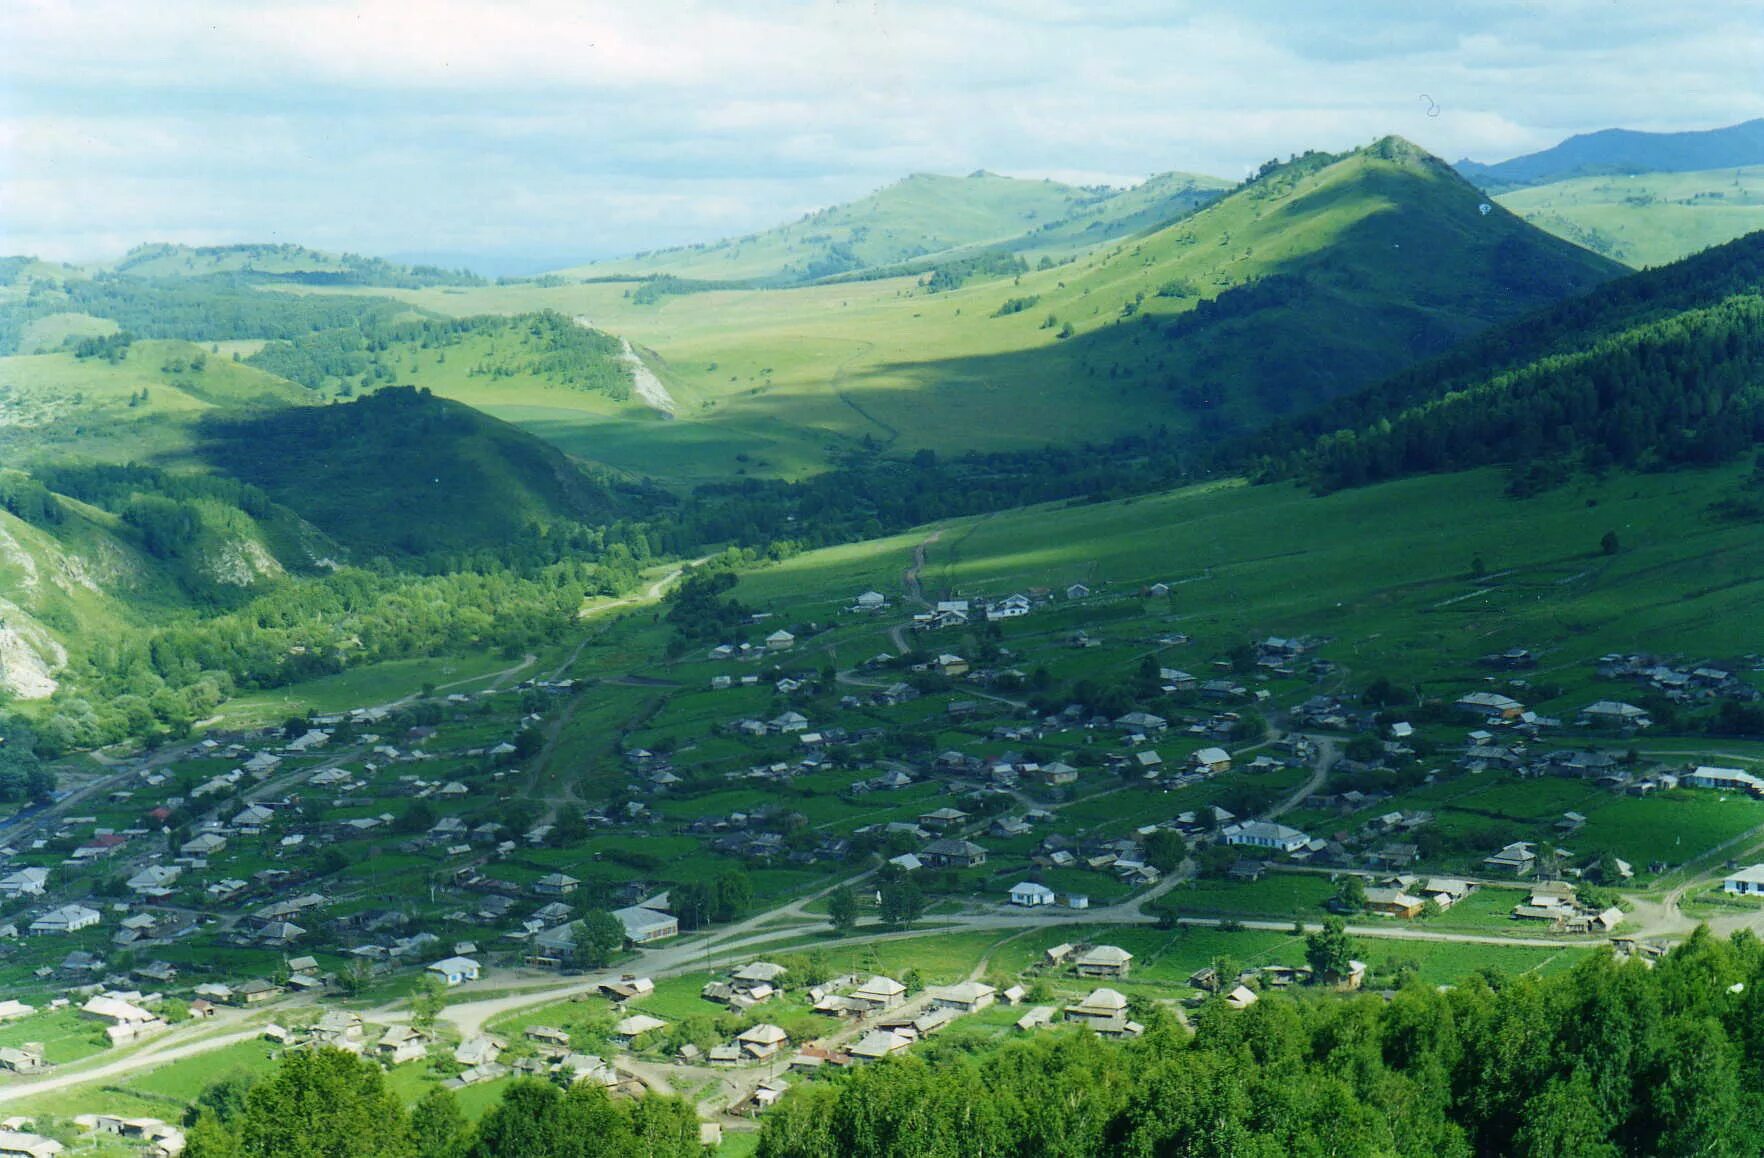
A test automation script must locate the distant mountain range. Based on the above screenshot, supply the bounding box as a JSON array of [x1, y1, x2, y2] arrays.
[[1458, 118, 1764, 192]]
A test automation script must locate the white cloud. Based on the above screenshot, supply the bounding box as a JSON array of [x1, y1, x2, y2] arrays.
[[2, 0, 1762, 262]]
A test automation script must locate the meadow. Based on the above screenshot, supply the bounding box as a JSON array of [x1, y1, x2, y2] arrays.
[[1498, 166, 1764, 268]]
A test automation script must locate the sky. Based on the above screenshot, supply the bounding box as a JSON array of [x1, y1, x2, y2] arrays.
[[4, 0, 1763, 269]]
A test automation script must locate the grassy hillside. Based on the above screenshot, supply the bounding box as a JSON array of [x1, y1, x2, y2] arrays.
[[741, 460, 1764, 707], [1497, 167, 1764, 267], [0, 339, 316, 467], [105, 242, 484, 286], [1458, 118, 1764, 192], [561, 170, 1227, 285], [197, 386, 663, 559], [338, 138, 1620, 483]]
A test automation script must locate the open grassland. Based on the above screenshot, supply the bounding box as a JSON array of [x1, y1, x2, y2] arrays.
[[1498, 166, 1764, 267], [737, 461, 1764, 701], [295, 144, 1614, 483], [0, 341, 313, 467]]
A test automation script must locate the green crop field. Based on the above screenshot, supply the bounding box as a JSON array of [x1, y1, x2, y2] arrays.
[[1498, 166, 1764, 267]]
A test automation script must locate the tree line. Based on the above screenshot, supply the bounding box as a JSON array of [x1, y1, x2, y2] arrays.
[[758, 927, 1764, 1157], [181, 1048, 701, 1157]]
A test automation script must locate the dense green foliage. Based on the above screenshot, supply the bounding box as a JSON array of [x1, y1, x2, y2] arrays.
[[760, 930, 1764, 1157], [198, 387, 663, 561], [0, 274, 407, 352], [182, 1051, 699, 1158], [246, 311, 630, 399], [1248, 230, 1764, 491]]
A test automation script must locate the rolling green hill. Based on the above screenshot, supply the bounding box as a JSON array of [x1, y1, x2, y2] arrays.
[[1457, 118, 1764, 192], [103, 242, 485, 287], [1496, 168, 1764, 267], [357, 137, 1620, 483], [197, 386, 665, 559], [0, 338, 317, 467], [560, 169, 1229, 285]]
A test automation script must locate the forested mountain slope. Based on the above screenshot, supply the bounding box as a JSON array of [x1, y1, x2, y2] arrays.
[[1246, 229, 1764, 491]]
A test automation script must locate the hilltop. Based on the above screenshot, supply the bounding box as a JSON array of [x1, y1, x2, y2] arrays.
[[372, 136, 1617, 480], [559, 169, 1230, 285], [1459, 118, 1764, 192]]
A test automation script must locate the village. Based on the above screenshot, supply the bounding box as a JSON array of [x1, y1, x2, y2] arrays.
[[0, 568, 1758, 1153]]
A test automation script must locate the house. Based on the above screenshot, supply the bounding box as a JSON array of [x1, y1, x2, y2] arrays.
[[1115, 712, 1168, 733], [0, 1130, 63, 1158], [920, 807, 970, 831], [1423, 878, 1474, 908], [1064, 988, 1140, 1036], [1724, 865, 1764, 895], [849, 1030, 913, 1061], [0, 1044, 47, 1074], [532, 873, 580, 897], [313, 1010, 365, 1050], [0, 1000, 33, 1023], [377, 1025, 432, 1064], [1687, 766, 1764, 794], [611, 904, 679, 944], [765, 629, 796, 651], [454, 1035, 505, 1067], [1456, 692, 1524, 719], [0, 869, 48, 898], [1009, 882, 1056, 907], [920, 839, 988, 869], [236, 979, 283, 1005], [848, 976, 907, 1012], [856, 591, 887, 611], [1579, 701, 1652, 729], [1221, 821, 1310, 854], [1363, 887, 1425, 918], [526, 1025, 573, 1050], [1016, 1006, 1056, 1031], [29, 905, 99, 935], [1193, 747, 1232, 774], [611, 1014, 667, 1044], [180, 832, 227, 857], [427, 956, 481, 986], [1223, 985, 1260, 1010], [1072, 945, 1134, 979], [930, 982, 996, 1013], [1065, 583, 1091, 600], [1044, 943, 1075, 967], [934, 654, 970, 678], [125, 864, 183, 900], [81, 995, 166, 1045], [1483, 841, 1537, 877], [737, 1023, 789, 1060]]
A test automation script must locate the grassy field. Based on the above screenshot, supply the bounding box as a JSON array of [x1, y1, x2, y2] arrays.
[[290, 141, 1617, 483], [216, 652, 529, 723], [1498, 166, 1764, 267], [738, 460, 1764, 701]]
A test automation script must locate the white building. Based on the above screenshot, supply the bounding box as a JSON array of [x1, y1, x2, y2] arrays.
[[30, 905, 100, 935], [1725, 865, 1764, 896], [427, 956, 481, 986], [1008, 882, 1056, 907], [1221, 821, 1310, 853]]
